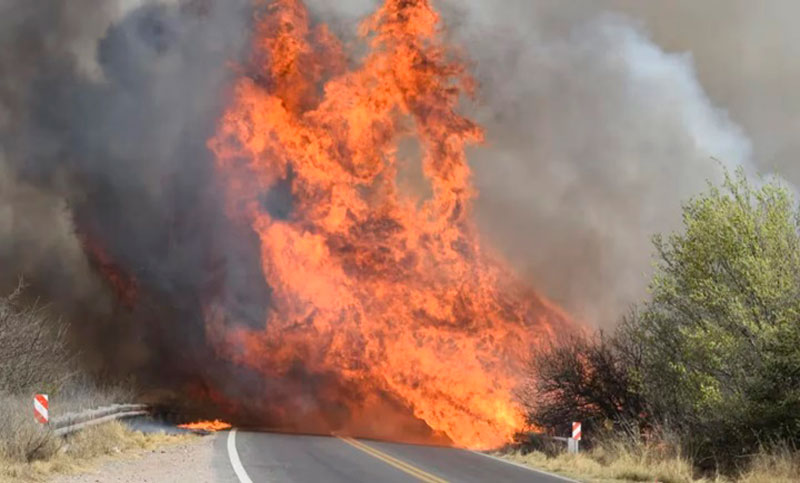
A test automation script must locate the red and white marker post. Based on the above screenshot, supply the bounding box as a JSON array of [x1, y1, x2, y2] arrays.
[[34, 394, 49, 425], [568, 421, 581, 453]]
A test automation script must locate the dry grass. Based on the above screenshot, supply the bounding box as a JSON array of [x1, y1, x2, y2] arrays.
[[0, 385, 136, 462], [737, 447, 800, 483], [499, 439, 800, 483], [0, 389, 185, 482], [49, 378, 136, 417], [0, 421, 195, 482], [501, 443, 696, 482], [0, 393, 57, 463]]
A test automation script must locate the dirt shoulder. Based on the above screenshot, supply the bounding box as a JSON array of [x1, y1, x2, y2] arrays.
[[0, 420, 214, 483], [49, 431, 221, 483]]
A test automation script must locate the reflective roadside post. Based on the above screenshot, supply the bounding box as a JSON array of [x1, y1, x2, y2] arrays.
[[568, 421, 581, 454], [34, 394, 49, 424]]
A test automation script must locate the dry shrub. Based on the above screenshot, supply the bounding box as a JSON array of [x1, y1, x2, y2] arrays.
[[0, 281, 100, 464], [0, 280, 74, 394], [0, 393, 60, 463], [0, 280, 150, 481], [0, 384, 137, 464], [0, 421, 195, 482], [50, 375, 136, 418]]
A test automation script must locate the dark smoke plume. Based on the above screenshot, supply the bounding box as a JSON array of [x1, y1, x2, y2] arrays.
[[0, 0, 260, 389]]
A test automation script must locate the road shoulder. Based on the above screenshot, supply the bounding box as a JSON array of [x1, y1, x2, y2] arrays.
[[49, 432, 231, 483]]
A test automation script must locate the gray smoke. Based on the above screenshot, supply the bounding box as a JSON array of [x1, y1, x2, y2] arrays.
[[0, 0, 119, 307], [448, 2, 758, 326], [0, 0, 260, 380], [607, 0, 800, 185], [449, 0, 798, 325], [302, 0, 797, 325]]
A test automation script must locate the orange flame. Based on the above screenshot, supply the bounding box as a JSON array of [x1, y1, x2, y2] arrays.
[[177, 420, 232, 432], [208, 0, 571, 449]]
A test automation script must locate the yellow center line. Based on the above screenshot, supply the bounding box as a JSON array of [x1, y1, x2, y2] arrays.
[[337, 436, 450, 483]]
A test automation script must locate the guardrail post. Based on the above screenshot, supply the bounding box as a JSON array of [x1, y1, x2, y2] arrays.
[[567, 437, 579, 454]]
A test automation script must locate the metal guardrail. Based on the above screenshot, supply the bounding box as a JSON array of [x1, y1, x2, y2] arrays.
[[524, 431, 569, 442], [522, 432, 580, 453], [51, 404, 150, 437], [533, 433, 570, 442]]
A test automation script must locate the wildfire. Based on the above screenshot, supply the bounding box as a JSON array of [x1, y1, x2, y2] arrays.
[[80, 234, 139, 310], [208, 0, 571, 449], [178, 420, 233, 432]]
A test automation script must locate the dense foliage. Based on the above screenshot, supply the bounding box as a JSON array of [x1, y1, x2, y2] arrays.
[[526, 170, 800, 470]]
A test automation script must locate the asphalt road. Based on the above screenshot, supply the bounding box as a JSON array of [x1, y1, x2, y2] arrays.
[[214, 429, 574, 483]]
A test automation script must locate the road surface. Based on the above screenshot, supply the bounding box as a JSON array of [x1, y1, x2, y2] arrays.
[[214, 429, 574, 483]]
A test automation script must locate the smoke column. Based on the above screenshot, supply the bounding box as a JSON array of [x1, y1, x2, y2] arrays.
[[454, 0, 800, 325], [0, 0, 255, 376], [449, 2, 756, 326]]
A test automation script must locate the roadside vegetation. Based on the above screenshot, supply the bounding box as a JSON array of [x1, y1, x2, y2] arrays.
[[514, 169, 800, 482], [0, 421, 192, 482], [0, 281, 189, 481], [502, 440, 799, 483]]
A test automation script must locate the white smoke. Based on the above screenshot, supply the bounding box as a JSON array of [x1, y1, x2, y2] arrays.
[[458, 12, 759, 325]]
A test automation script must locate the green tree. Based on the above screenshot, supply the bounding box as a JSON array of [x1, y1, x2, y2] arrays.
[[633, 169, 800, 463]]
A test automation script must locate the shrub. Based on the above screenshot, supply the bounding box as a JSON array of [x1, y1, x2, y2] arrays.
[[0, 393, 59, 462], [521, 328, 648, 440], [524, 169, 800, 472], [0, 280, 74, 394], [0, 280, 135, 465]]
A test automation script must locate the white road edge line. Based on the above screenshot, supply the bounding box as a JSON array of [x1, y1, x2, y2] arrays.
[[469, 450, 579, 483], [227, 428, 255, 483]]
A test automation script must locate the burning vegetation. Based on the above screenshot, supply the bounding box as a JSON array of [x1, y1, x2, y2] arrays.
[[0, 0, 573, 451], [177, 420, 232, 432], [205, 0, 571, 449], [5, 0, 800, 479]]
